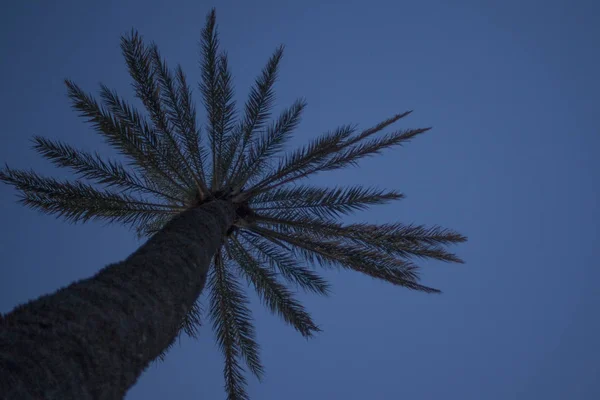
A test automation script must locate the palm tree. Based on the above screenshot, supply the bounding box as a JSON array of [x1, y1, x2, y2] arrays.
[[0, 8, 466, 400]]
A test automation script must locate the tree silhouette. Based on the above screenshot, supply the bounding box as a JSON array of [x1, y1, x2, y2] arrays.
[[0, 8, 466, 400]]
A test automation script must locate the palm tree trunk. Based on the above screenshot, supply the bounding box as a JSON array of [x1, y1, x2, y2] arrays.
[[0, 199, 236, 400]]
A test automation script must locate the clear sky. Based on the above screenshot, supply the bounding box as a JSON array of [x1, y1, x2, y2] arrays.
[[1, 0, 598, 399]]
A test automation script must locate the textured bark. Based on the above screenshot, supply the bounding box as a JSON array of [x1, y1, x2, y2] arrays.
[[0, 200, 235, 400]]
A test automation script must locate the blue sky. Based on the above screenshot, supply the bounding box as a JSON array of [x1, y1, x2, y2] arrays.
[[1, 0, 598, 399]]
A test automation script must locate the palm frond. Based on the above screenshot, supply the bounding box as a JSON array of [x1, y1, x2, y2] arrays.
[[251, 226, 441, 293], [0, 166, 178, 226], [244, 111, 419, 197], [225, 46, 284, 185], [199, 8, 236, 190], [229, 237, 320, 337], [31, 136, 180, 203], [253, 126, 429, 195], [182, 299, 204, 339], [175, 65, 209, 186], [120, 32, 201, 193], [150, 43, 209, 195], [209, 250, 262, 400], [64, 79, 188, 200], [231, 99, 306, 191], [255, 212, 465, 264], [315, 127, 430, 175], [211, 52, 237, 189], [98, 83, 196, 192], [199, 8, 219, 141], [239, 124, 355, 200], [251, 185, 403, 220], [366, 222, 468, 246], [338, 222, 467, 262], [240, 231, 330, 295], [344, 111, 413, 146]]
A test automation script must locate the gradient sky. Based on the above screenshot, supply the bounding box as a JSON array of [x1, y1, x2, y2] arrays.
[[1, 0, 598, 399]]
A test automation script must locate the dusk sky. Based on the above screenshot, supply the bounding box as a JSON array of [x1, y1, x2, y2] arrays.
[[1, 0, 598, 399]]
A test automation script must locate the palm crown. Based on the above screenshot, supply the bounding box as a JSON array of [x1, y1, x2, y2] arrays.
[[0, 9, 466, 399]]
